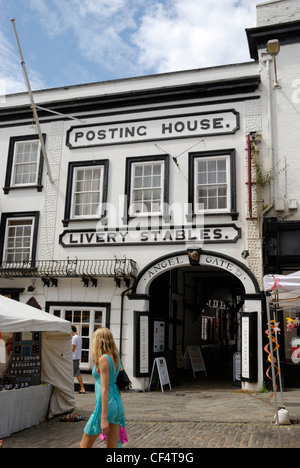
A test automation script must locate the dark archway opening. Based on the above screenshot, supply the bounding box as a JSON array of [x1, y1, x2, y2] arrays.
[[149, 265, 245, 389]]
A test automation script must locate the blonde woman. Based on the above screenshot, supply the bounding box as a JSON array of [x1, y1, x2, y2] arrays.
[[80, 327, 126, 448]]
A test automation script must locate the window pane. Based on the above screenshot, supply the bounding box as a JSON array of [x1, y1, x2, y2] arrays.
[[82, 338, 89, 350], [153, 165, 161, 175], [195, 157, 229, 212], [73, 166, 103, 217], [65, 310, 73, 322], [5, 219, 33, 263], [82, 311, 90, 323], [13, 141, 39, 186], [95, 311, 103, 324], [73, 310, 81, 323], [81, 351, 89, 363], [131, 162, 163, 215], [208, 160, 216, 172]]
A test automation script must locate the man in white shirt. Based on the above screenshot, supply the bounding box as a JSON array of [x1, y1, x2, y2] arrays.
[[72, 326, 86, 394]]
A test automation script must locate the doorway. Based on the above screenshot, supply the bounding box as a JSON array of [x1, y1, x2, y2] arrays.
[[149, 265, 245, 388]]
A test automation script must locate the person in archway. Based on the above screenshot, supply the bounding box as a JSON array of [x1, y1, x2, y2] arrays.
[[80, 327, 126, 448]]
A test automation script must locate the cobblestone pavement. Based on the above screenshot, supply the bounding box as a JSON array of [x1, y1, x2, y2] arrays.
[[2, 383, 300, 449]]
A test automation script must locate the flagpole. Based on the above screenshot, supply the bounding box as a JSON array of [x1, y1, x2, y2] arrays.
[[10, 19, 54, 184]]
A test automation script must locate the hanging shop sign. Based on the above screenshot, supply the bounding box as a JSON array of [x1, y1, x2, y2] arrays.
[[66, 109, 239, 148], [59, 224, 241, 247]]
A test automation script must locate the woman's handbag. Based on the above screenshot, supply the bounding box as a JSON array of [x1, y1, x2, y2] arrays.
[[116, 364, 132, 392]]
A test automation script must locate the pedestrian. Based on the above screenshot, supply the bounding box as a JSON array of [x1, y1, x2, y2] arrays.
[[4, 337, 12, 373], [80, 327, 126, 449], [0, 337, 12, 386], [71, 325, 86, 395]]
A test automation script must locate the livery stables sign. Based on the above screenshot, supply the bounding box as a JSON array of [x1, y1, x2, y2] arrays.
[[66, 109, 239, 148], [59, 224, 241, 247]]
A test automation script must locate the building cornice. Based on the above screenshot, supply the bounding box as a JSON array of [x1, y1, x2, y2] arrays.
[[0, 75, 260, 124], [246, 19, 300, 61]]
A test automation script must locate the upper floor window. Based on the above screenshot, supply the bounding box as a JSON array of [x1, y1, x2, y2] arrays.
[[72, 166, 104, 218], [3, 135, 45, 194], [189, 149, 237, 219], [0, 212, 40, 267], [13, 141, 40, 186], [196, 156, 230, 212], [131, 162, 164, 216], [63, 160, 109, 227], [125, 155, 169, 220], [5, 218, 33, 263]]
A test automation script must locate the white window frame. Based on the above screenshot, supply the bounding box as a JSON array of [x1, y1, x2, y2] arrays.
[[194, 155, 231, 214], [49, 305, 107, 370], [71, 165, 104, 219], [12, 140, 41, 187], [3, 217, 35, 265], [129, 161, 165, 217]]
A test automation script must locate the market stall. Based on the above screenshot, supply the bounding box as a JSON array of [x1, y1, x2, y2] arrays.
[[263, 271, 300, 447], [264, 271, 300, 382], [0, 295, 76, 438]]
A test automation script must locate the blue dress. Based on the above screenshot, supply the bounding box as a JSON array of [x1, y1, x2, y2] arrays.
[[84, 355, 126, 436]]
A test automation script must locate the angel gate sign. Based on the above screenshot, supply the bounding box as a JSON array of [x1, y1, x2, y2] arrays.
[[132, 250, 260, 296]]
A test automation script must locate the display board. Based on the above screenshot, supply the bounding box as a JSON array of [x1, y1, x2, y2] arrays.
[[241, 312, 258, 383], [233, 352, 242, 384], [153, 321, 165, 353], [8, 331, 42, 388], [148, 357, 171, 392], [184, 346, 207, 378]]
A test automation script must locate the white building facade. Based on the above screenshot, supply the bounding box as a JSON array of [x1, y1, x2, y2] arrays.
[[1, 0, 300, 390]]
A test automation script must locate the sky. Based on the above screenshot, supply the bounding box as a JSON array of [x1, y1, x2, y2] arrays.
[[0, 0, 258, 95]]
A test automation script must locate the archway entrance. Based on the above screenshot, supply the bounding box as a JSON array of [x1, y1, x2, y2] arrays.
[[149, 264, 245, 388], [131, 250, 263, 391]]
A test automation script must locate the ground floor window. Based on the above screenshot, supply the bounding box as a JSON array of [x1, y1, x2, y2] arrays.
[[47, 302, 110, 370]]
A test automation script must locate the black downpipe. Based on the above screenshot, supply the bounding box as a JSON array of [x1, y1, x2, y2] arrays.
[[119, 286, 133, 357]]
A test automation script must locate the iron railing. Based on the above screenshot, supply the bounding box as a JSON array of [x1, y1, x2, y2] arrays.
[[0, 258, 138, 279]]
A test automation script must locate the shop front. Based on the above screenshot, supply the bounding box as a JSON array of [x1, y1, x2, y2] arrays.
[[264, 219, 300, 387], [129, 249, 264, 392]]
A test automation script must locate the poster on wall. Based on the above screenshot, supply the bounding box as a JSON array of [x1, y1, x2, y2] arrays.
[[153, 321, 165, 353], [241, 312, 258, 383]]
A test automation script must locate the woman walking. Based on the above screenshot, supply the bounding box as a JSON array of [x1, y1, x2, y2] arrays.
[[80, 327, 126, 448]]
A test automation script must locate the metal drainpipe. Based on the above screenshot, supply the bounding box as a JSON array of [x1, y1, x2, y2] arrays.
[[247, 134, 253, 219], [263, 55, 275, 212], [119, 286, 133, 357]]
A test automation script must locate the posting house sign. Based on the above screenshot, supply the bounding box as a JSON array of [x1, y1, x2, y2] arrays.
[[66, 109, 239, 148]]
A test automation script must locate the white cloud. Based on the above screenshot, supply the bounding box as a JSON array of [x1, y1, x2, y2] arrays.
[[27, 0, 142, 75], [0, 0, 258, 95], [132, 0, 257, 74], [0, 28, 45, 95]]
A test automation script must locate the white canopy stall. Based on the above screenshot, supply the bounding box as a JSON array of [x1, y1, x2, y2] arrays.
[[0, 295, 76, 438], [264, 271, 300, 296], [263, 271, 300, 447]]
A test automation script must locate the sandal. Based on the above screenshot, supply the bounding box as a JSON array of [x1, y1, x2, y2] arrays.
[[59, 412, 83, 422]]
